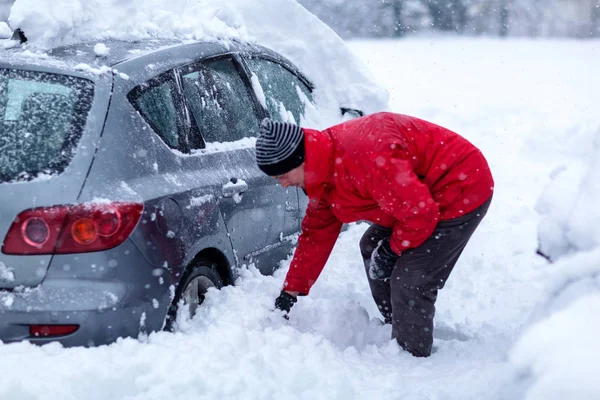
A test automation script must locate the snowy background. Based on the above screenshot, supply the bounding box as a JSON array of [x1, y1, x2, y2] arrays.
[[1, 0, 600, 399]]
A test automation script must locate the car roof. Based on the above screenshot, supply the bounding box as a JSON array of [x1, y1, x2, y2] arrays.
[[0, 36, 302, 83], [47, 38, 191, 66], [0, 38, 219, 69]]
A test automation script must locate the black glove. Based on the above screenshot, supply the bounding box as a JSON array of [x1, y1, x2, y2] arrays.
[[274, 290, 297, 317], [368, 239, 400, 281]]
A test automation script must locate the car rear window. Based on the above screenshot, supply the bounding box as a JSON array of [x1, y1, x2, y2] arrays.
[[0, 69, 94, 183]]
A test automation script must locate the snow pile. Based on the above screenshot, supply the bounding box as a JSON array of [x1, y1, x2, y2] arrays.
[[93, 42, 109, 56], [4, 0, 388, 123], [509, 295, 600, 399], [498, 50, 600, 400], [504, 139, 600, 399], [535, 128, 600, 260], [0, 262, 14, 282], [503, 247, 600, 400], [566, 141, 600, 250]]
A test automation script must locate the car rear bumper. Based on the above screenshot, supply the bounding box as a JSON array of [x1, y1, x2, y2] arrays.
[[0, 240, 174, 347], [0, 280, 171, 346], [1, 307, 150, 347]]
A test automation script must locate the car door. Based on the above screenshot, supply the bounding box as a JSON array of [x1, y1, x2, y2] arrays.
[[124, 72, 193, 269], [179, 56, 297, 274], [242, 55, 316, 216]]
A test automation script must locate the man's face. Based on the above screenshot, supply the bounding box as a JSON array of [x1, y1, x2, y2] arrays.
[[275, 164, 305, 189]]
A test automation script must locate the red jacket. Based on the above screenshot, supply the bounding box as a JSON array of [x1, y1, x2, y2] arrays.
[[283, 112, 494, 295]]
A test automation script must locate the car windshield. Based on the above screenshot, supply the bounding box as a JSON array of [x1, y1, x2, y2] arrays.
[[0, 69, 94, 183]]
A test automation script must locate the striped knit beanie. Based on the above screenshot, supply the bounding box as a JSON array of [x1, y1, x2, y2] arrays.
[[255, 118, 305, 176]]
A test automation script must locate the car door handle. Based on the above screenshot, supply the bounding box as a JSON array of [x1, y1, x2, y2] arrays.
[[222, 178, 249, 198]]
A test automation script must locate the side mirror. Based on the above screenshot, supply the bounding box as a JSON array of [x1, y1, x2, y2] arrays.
[[341, 107, 364, 120], [10, 28, 27, 43]]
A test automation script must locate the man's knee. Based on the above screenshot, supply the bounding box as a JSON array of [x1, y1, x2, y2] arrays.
[[359, 224, 391, 259]]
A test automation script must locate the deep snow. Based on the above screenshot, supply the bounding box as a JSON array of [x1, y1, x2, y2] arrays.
[[1, 0, 600, 397], [0, 37, 597, 399]]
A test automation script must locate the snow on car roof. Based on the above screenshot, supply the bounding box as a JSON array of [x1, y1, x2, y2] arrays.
[[1, 0, 389, 125], [1, 38, 193, 69]]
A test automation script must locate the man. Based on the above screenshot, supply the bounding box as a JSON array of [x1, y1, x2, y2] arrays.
[[255, 112, 493, 357]]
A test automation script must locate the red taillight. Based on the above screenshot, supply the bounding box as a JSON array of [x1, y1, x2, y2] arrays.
[[71, 218, 97, 245], [1, 202, 143, 255], [95, 207, 120, 237], [29, 324, 79, 337], [21, 218, 50, 246]]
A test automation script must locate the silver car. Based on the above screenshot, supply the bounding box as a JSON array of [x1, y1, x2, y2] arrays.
[[0, 34, 361, 346]]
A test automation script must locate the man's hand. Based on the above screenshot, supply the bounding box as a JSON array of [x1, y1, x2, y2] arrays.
[[368, 239, 400, 280], [274, 290, 298, 317]]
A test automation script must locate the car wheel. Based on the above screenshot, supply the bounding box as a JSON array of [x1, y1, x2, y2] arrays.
[[164, 260, 223, 332]]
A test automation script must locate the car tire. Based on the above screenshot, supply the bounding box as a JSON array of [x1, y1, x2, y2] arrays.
[[164, 259, 223, 332]]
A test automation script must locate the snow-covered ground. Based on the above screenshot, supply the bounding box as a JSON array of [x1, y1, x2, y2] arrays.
[[1, 36, 597, 399]]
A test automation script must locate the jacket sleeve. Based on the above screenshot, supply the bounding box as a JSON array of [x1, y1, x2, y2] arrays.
[[283, 196, 343, 295], [370, 154, 440, 255]]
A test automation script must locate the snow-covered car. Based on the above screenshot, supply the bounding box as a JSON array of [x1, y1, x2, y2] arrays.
[[535, 137, 600, 262], [0, 29, 375, 347], [501, 131, 600, 399]]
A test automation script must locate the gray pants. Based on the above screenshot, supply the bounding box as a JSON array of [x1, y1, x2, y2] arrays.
[[359, 196, 492, 357]]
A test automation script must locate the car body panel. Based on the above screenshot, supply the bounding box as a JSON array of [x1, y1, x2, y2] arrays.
[[199, 146, 300, 274], [0, 238, 169, 346], [0, 65, 113, 289]]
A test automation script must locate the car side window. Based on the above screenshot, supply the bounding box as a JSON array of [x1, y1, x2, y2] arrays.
[[132, 77, 180, 149], [181, 57, 259, 145], [244, 57, 313, 124]]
